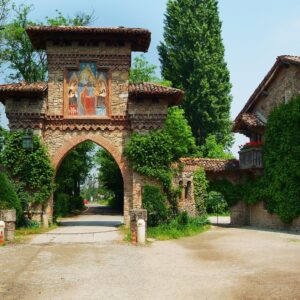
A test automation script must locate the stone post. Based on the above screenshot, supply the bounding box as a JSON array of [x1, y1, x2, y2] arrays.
[[0, 209, 16, 241], [130, 209, 147, 244]]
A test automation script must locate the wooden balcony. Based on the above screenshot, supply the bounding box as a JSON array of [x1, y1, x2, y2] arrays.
[[239, 148, 263, 169]]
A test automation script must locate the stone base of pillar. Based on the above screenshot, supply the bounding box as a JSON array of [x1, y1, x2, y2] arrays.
[[0, 209, 16, 241], [130, 209, 147, 244]]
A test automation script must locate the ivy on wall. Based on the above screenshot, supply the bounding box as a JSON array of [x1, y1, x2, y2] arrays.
[[263, 96, 300, 223], [1, 131, 55, 209], [125, 107, 196, 189], [193, 167, 208, 215], [209, 96, 300, 224]]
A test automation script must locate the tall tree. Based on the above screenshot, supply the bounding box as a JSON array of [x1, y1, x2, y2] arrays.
[[0, 4, 94, 82], [158, 0, 233, 148]]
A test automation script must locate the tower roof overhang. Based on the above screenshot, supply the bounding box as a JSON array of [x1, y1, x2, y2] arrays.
[[26, 26, 151, 52]]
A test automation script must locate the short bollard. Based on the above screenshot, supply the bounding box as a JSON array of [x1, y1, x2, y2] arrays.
[[137, 219, 146, 244], [0, 221, 5, 244]]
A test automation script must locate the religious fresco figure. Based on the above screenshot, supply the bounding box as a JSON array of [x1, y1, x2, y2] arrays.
[[67, 77, 79, 115], [65, 62, 109, 117]]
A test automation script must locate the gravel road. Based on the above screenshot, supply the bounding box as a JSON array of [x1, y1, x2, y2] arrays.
[[1, 206, 300, 300]]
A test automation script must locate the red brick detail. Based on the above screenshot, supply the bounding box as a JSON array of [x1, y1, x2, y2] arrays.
[[52, 133, 126, 178]]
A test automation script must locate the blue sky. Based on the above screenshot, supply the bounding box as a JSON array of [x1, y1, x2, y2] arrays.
[[2, 0, 300, 156]]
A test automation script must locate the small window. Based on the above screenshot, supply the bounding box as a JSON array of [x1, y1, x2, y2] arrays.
[[185, 181, 191, 199]]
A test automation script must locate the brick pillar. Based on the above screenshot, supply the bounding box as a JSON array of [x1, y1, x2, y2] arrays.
[[130, 209, 147, 244], [0, 209, 16, 241]]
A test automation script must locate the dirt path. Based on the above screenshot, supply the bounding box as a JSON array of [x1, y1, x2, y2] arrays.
[[30, 204, 124, 245], [1, 211, 300, 299]]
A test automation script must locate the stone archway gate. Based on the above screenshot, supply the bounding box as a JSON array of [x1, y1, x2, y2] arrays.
[[0, 26, 183, 226]]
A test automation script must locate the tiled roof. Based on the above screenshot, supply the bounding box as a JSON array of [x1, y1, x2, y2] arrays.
[[26, 26, 151, 52], [180, 158, 239, 172], [0, 82, 47, 101], [0, 82, 183, 105], [234, 55, 300, 125], [233, 113, 265, 132], [128, 82, 184, 104]]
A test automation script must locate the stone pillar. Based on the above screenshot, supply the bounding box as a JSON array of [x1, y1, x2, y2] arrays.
[[0, 209, 16, 241], [130, 209, 147, 244], [230, 201, 249, 226]]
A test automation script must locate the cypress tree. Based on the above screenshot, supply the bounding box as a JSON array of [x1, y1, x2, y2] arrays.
[[158, 0, 232, 147]]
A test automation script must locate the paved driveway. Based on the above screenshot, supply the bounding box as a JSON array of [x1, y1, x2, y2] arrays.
[[1, 207, 300, 300]]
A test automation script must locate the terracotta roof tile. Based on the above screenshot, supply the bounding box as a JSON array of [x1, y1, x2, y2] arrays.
[[233, 113, 265, 132], [0, 82, 47, 101], [26, 26, 151, 52], [128, 82, 184, 104], [234, 55, 300, 125], [0, 82, 183, 105], [180, 157, 239, 172]]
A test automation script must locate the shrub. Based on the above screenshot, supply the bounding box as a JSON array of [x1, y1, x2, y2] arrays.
[[1, 131, 55, 206], [0, 172, 22, 223], [193, 167, 208, 214], [177, 211, 189, 225], [142, 184, 170, 226]]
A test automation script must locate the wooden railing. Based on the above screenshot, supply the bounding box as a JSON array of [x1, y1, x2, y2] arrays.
[[239, 148, 263, 169]]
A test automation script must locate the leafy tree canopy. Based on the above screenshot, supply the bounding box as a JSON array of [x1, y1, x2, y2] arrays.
[[158, 0, 233, 148], [0, 3, 94, 82], [130, 54, 171, 86], [94, 149, 123, 209]]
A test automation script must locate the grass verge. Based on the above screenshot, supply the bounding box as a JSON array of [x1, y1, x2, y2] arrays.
[[11, 224, 58, 244], [148, 216, 210, 240], [120, 216, 210, 242]]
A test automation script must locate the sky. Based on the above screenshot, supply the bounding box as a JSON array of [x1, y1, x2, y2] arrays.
[[2, 0, 300, 156]]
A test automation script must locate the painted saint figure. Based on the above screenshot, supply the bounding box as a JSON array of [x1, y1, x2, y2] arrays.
[[66, 63, 109, 117], [68, 79, 79, 115]]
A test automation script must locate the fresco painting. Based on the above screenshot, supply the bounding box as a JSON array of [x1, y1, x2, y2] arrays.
[[66, 62, 109, 116]]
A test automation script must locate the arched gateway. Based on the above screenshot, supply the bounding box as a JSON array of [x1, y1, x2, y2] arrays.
[[0, 26, 183, 226]]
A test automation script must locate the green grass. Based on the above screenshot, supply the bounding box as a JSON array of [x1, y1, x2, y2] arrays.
[[11, 224, 58, 244], [120, 216, 210, 242], [147, 217, 210, 240]]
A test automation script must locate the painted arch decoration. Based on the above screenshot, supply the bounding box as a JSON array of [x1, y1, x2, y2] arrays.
[[65, 62, 110, 117]]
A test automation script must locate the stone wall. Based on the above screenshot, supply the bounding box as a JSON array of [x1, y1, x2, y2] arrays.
[[249, 202, 300, 231], [46, 42, 131, 116], [253, 65, 300, 120]]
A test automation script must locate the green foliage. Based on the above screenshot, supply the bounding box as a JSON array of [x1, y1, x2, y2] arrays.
[[46, 9, 94, 26], [208, 180, 241, 207], [164, 107, 196, 160], [0, 172, 22, 222], [0, 4, 94, 82], [56, 141, 95, 196], [125, 131, 173, 187], [158, 0, 233, 147], [125, 107, 196, 188], [55, 141, 94, 216], [209, 176, 267, 209], [263, 96, 300, 223], [193, 167, 208, 214], [177, 211, 189, 225], [54, 192, 84, 218], [1, 131, 55, 206], [95, 149, 123, 210], [129, 54, 171, 86], [197, 135, 234, 159], [142, 185, 171, 226], [147, 215, 210, 240], [206, 191, 228, 215]]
